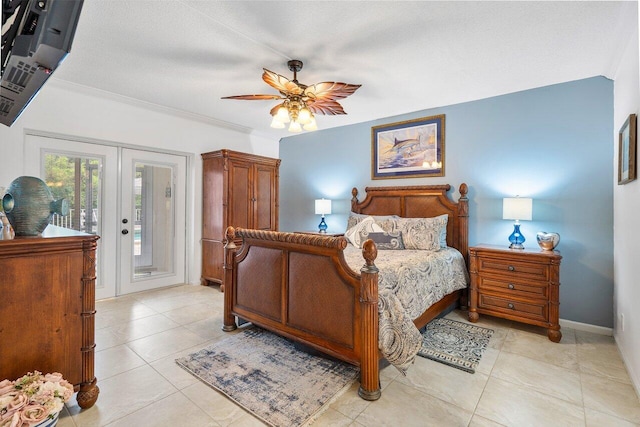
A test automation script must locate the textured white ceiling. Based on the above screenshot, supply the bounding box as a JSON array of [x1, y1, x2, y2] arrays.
[[52, 1, 637, 140]]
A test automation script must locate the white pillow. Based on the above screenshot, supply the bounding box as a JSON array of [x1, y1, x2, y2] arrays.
[[345, 216, 384, 248]]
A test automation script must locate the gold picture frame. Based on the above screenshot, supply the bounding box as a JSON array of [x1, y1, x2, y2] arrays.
[[618, 113, 637, 185], [371, 115, 445, 179]]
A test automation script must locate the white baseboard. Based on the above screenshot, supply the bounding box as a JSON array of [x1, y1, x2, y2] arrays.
[[614, 334, 640, 401], [559, 318, 613, 336]]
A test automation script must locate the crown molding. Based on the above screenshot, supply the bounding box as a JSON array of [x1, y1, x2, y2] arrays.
[[48, 78, 254, 134]]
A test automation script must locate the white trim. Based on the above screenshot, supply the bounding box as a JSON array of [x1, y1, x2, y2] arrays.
[[25, 128, 193, 158], [47, 78, 254, 134], [559, 318, 613, 336], [615, 334, 640, 402]]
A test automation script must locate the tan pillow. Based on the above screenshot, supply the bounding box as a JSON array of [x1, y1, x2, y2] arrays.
[[392, 215, 448, 251]]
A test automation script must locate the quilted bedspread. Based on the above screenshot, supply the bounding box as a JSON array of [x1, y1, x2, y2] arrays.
[[342, 246, 469, 373]]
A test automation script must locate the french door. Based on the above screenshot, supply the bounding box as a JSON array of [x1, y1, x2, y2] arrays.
[[119, 148, 186, 294], [24, 135, 186, 298]]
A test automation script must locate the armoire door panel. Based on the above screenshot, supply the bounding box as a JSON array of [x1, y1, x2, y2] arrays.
[[203, 158, 224, 239], [201, 239, 223, 284], [254, 165, 276, 230], [229, 162, 251, 229]]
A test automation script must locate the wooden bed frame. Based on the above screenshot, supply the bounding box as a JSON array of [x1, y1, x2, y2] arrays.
[[222, 184, 469, 400]]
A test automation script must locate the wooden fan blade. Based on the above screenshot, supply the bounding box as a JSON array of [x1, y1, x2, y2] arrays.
[[307, 99, 347, 115], [221, 94, 283, 100], [304, 82, 361, 101], [262, 69, 303, 95]]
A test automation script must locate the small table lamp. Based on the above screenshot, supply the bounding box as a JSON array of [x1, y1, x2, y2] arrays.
[[314, 199, 332, 233], [503, 197, 533, 249]]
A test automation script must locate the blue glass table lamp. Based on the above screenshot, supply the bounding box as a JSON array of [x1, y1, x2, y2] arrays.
[[315, 199, 332, 233], [503, 197, 533, 249]]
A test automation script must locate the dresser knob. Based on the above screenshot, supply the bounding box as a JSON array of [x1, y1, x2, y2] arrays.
[[508, 283, 515, 290], [507, 303, 515, 309], [508, 265, 515, 271]]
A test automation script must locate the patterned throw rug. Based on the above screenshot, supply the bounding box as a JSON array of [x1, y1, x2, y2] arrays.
[[418, 318, 494, 373], [176, 327, 359, 427]]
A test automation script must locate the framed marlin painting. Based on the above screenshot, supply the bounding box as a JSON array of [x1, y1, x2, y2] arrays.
[[371, 114, 445, 179]]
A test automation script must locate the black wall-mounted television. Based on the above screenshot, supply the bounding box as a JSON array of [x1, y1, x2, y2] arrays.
[[1, 0, 84, 127]]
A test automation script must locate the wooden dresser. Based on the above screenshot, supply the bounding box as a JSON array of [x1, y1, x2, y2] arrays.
[[0, 226, 100, 408], [468, 244, 562, 342], [201, 149, 280, 289]]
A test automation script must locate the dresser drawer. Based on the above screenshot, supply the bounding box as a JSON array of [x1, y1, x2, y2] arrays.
[[478, 276, 548, 300], [478, 293, 548, 322], [477, 257, 549, 281]]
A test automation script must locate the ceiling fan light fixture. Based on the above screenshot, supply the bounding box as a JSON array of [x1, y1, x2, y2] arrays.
[[275, 106, 290, 123], [297, 107, 312, 125], [222, 59, 361, 133], [288, 120, 302, 132], [303, 116, 318, 131], [270, 116, 285, 129]]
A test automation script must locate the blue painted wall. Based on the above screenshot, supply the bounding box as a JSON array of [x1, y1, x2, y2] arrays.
[[279, 77, 613, 328]]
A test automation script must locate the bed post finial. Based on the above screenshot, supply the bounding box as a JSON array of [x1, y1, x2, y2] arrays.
[[459, 183, 468, 199], [351, 188, 359, 212], [225, 226, 237, 248], [362, 239, 378, 269]]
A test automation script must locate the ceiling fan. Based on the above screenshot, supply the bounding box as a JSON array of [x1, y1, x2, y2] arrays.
[[222, 59, 361, 132]]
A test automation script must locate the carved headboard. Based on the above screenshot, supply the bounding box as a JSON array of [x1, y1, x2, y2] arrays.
[[351, 184, 469, 264]]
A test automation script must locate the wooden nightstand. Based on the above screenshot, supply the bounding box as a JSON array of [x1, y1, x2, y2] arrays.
[[468, 244, 563, 342]]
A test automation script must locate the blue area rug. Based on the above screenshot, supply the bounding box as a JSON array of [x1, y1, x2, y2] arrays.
[[176, 327, 359, 427], [418, 318, 494, 373]]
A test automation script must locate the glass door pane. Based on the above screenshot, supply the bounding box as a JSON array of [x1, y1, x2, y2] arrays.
[[45, 154, 101, 235], [133, 162, 174, 278]]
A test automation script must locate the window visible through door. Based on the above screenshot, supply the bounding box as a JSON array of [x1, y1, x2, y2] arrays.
[[45, 154, 101, 235]]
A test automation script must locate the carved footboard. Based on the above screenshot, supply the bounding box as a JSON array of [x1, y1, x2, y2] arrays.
[[223, 227, 382, 400]]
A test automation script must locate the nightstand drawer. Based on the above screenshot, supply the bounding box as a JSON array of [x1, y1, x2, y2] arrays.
[[478, 293, 548, 322], [477, 257, 549, 281], [478, 277, 548, 300]]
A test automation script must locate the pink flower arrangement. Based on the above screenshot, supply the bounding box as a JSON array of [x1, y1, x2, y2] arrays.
[[0, 372, 73, 427]]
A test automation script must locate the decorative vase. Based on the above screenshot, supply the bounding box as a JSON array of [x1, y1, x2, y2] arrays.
[[536, 231, 560, 251], [34, 411, 59, 427], [1, 176, 69, 236]]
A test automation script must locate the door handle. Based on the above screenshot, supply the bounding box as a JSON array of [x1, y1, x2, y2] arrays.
[[121, 229, 129, 235]]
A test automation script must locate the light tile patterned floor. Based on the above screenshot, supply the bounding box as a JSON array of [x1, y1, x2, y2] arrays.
[[56, 284, 640, 427]]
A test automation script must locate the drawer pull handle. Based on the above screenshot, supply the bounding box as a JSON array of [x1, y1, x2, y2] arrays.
[[507, 303, 515, 309], [508, 283, 515, 290], [508, 265, 515, 271]]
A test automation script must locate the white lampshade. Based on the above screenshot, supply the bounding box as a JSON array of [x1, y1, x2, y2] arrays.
[[275, 106, 290, 122], [303, 116, 317, 131], [315, 199, 332, 215], [270, 116, 285, 129], [288, 120, 302, 132], [503, 197, 533, 221], [297, 107, 312, 125]]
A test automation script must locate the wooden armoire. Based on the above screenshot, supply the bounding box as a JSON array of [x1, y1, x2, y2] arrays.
[[201, 149, 280, 288]]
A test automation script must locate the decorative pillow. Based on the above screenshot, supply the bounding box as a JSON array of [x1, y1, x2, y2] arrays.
[[345, 216, 384, 248], [437, 214, 449, 248], [346, 212, 398, 233], [359, 231, 405, 250], [392, 215, 448, 251]]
